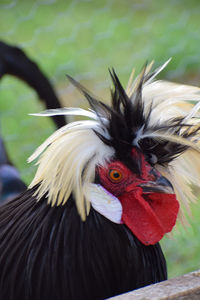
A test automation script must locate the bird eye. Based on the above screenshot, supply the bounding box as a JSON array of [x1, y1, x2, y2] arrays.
[[109, 169, 123, 182]]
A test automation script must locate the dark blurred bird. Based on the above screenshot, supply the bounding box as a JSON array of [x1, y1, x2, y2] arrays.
[[0, 60, 200, 300], [0, 40, 67, 201], [0, 40, 66, 128], [0, 137, 26, 204]]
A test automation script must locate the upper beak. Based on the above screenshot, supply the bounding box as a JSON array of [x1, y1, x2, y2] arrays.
[[138, 175, 174, 194]]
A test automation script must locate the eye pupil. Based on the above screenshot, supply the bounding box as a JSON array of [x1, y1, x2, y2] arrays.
[[109, 169, 123, 182], [113, 172, 120, 178]]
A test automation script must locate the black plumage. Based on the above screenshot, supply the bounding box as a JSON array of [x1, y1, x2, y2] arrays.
[[0, 186, 166, 300]]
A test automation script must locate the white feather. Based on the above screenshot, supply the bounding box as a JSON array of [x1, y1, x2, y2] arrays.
[[145, 58, 172, 85], [134, 130, 200, 153], [29, 120, 114, 220], [86, 184, 122, 224], [30, 107, 98, 120], [142, 80, 200, 127]]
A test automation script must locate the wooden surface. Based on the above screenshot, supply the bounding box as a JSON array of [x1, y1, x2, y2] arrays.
[[110, 270, 200, 300]]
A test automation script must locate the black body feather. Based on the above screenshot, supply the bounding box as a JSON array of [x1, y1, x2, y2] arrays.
[[0, 186, 166, 300]]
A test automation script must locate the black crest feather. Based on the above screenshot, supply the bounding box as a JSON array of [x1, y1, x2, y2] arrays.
[[67, 68, 200, 165]]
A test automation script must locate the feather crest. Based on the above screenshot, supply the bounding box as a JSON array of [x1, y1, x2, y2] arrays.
[[29, 122, 114, 220], [29, 59, 200, 222]]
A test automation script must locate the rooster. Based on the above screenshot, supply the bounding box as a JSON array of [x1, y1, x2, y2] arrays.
[[0, 59, 200, 300]]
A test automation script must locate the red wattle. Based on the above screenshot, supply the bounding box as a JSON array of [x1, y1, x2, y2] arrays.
[[119, 188, 179, 246]]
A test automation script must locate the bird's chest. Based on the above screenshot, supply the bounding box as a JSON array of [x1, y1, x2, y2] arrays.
[[65, 211, 167, 299]]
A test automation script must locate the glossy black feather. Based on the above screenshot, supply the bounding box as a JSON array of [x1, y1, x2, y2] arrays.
[[0, 186, 167, 300], [68, 69, 200, 165]]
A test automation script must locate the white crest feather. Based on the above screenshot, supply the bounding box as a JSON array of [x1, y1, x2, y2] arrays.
[[126, 59, 200, 222], [29, 121, 114, 220], [30, 107, 98, 120]]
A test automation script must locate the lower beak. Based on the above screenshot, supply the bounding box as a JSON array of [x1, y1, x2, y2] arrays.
[[138, 176, 174, 194]]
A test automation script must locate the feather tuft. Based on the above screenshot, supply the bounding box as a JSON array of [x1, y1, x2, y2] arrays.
[[29, 123, 114, 220], [29, 59, 200, 222]]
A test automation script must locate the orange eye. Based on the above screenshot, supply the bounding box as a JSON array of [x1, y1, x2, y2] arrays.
[[109, 169, 123, 182]]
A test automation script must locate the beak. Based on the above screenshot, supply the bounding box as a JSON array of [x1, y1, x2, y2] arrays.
[[138, 175, 174, 194]]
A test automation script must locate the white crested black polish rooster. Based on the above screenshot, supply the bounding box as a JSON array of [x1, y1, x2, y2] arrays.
[[0, 59, 200, 300]]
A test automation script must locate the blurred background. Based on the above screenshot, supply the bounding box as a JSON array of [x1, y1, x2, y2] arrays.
[[0, 0, 200, 279]]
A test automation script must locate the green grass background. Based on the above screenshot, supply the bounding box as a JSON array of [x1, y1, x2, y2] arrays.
[[0, 0, 200, 279]]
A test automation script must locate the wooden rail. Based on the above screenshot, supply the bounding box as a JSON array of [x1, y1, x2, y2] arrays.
[[110, 270, 200, 300]]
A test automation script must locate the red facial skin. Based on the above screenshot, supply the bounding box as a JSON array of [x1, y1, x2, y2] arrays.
[[98, 149, 179, 245]]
